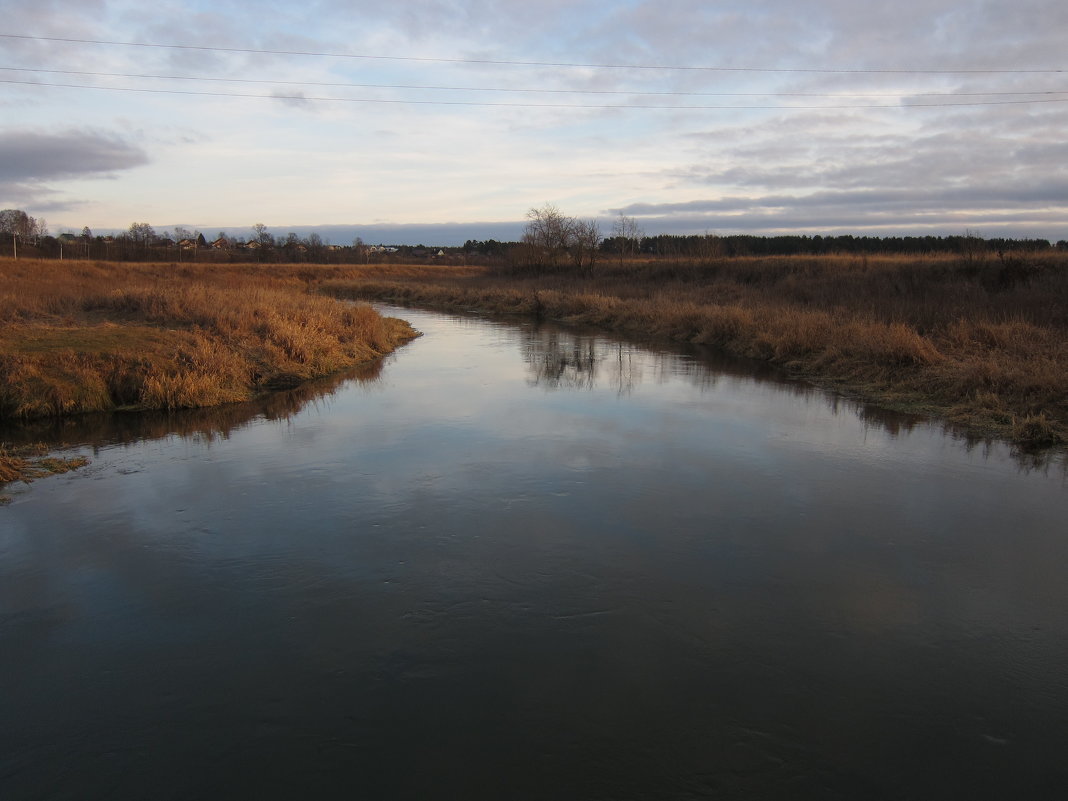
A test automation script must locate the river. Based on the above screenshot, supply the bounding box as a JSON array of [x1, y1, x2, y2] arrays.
[[2, 305, 1066, 800]]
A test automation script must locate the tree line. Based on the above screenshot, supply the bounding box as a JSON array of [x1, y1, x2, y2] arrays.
[[630, 232, 1062, 257], [0, 214, 370, 263], [477, 206, 1066, 269], [3, 206, 1065, 265]]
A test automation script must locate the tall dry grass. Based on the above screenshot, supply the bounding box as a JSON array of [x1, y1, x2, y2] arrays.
[[0, 259, 417, 420], [6, 254, 1064, 448], [320, 252, 1068, 449]]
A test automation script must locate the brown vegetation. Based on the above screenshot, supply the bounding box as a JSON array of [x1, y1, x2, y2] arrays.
[[0, 259, 418, 422], [0, 442, 88, 502], [317, 252, 1068, 450], [4, 253, 1065, 454], [0, 357, 392, 500]]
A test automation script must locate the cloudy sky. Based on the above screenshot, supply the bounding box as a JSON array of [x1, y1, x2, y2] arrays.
[[2, 0, 1066, 244]]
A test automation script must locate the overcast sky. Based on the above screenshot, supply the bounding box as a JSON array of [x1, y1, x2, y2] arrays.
[[2, 0, 1066, 244]]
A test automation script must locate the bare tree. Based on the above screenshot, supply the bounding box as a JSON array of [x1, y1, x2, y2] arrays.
[[252, 222, 273, 246], [0, 209, 44, 255], [571, 219, 602, 273], [352, 236, 369, 263], [612, 212, 643, 267], [960, 228, 987, 264], [120, 222, 155, 260], [127, 222, 156, 245], [523, 203, 576, 271], [1, 209, 29, 258]]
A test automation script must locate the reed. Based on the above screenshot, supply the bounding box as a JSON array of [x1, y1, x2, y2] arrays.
[[0, 259, 418, 420], [6, 253, 1065, 448], [320, 252, 1068, 449]]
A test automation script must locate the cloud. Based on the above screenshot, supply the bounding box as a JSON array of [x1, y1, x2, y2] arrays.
[[2, 1, 1065, 237], [0, 128, 149, 209], [0, 128, 149, 182], [271, 91, 314, 109], [612, 184, 1068, 237]]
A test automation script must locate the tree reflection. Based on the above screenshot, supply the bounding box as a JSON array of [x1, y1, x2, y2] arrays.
[[515, 318, 1065, 472], [523, 329, 599, 391], [521, 327, 657, 395], [520, 320, 808, 399], [519, 322, 769, 397]]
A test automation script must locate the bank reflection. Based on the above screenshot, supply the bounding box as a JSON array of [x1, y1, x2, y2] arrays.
[[514, 318, 1064, 471], [0, 358, 387, 451], [519, 320, 923, 433]]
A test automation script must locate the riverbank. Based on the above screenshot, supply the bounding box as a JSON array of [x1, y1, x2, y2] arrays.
[[4, 254, 1065, 453], [0, 259, 418, 425], [318, 254, 1068, 450]]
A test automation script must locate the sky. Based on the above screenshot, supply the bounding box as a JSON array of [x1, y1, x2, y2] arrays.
[[2, 0, 1067, 245]]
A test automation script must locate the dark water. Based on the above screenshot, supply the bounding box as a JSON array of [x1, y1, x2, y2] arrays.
[[2, 306, 1067, 800]]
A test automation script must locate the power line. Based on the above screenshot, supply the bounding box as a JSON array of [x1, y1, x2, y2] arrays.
[[5, 78, 1068, 110], [1, 33, 1064, 75], [3, 66, 1065, 100]]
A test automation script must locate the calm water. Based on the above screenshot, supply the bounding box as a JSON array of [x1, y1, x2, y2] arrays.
[[2, 306, 1066, 800]]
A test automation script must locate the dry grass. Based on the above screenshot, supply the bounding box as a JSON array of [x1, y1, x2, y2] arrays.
[[6, 254, 1065, 450], [0, 442, 89, 502], [0, 357, 393, 499], [318, 252, 1068, 450], [0, 259, 418, 420]]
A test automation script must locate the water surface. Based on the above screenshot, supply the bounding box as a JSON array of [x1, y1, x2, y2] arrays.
[[2, 306, 1066, 800]]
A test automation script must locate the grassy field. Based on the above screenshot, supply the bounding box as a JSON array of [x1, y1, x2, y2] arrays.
[[315, 252, 1068, 451], [0, 258, 418, 487]]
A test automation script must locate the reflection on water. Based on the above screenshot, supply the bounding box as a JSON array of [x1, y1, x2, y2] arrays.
[[520, 317, 937, 443], [2, 305, 1067, 801], [518, 317, 1063, 472], [521, 319, 788, 397], [0, 358, 387, 452], [6, 309, 1056, 474], [524, 328, 601, 391], [522, 325, 716, 397]]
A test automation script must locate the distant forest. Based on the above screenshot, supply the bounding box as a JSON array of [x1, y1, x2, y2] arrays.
[[2, 208, 1065, 263], [475, 232, 1065, 259], [614, 233, 1063, 257]]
